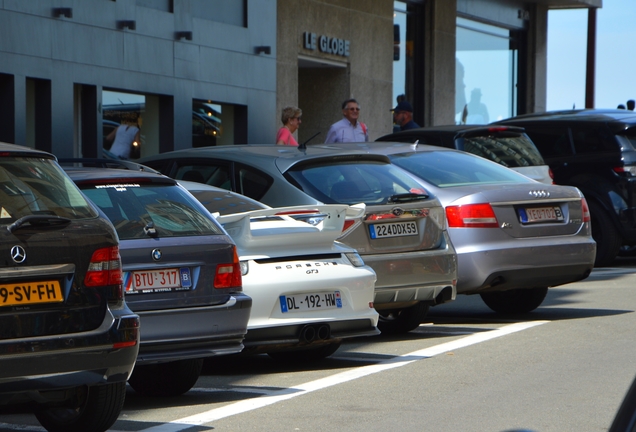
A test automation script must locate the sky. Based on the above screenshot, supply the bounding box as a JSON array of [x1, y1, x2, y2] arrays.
[[547, 0, 636, 110]]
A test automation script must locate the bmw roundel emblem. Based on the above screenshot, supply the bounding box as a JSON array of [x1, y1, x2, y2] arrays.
[[151, 249, 162, 261], [11, 245, 26, 264]]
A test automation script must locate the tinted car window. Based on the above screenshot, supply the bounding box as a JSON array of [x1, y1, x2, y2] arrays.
[[286, 160, 428, 205], [390, 151, 533, 188], [81, 183, 223, 239], [237, 164, 272, 199], [175, 163, 232, 189], [520, 125, 574, 158], [570, 125, 617, 155], [461, 133, 544, 167], [0, 157, 96, 221]]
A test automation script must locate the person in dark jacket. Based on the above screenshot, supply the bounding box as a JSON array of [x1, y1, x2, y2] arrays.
[[391, 101, 419, 131]]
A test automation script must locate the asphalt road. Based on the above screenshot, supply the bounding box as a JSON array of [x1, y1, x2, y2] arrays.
[[3, 257, 636, 432]]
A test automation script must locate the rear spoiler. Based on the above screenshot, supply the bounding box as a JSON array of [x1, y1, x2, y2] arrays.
[[215, 204, 365, 251]]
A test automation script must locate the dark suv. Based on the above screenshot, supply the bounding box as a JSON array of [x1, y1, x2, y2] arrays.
[[0, 143, 139, 432], [495, 109, 636, 266], [376, 125, 553, 184]]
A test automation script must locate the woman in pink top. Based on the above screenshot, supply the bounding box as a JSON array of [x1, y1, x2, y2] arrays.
[[276, 106, 302, 146]]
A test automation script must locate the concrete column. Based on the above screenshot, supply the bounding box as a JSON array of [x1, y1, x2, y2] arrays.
[[524, 3, 548, 114], [424, 0, 457, 126]]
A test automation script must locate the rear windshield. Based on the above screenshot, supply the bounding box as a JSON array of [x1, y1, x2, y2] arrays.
[[79, 183, 224, 239], [461, 132, 545, 167], [389, 151, 534, 188], [187, 189, 267, 215], [285, 160, 429, 205], [0, 157, 96, 223]]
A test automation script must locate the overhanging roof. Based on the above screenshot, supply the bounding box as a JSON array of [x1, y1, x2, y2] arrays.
[[526, 0, 602, 8]]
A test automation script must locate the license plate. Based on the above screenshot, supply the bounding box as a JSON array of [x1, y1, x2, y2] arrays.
[[369, 221, 418, 239], [518, 206, 564, 223], [126, 268, 192, 293], [0, 281, 63, 307], [280, 291, 342, 313]]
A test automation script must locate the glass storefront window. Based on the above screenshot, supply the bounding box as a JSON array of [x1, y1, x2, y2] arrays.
[[393, 1, 407, 104], [456, 17, 517, 124], [102, 90, 145, 159], [193, 100, 236, 147]]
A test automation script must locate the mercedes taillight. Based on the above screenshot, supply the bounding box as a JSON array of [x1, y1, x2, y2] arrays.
[[85, 246, 124, 301], [446, 204, 499, 228]]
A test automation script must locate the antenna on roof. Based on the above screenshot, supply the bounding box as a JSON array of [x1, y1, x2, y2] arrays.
[[412, 139, 419, 150], [298, 132, 321, 151]]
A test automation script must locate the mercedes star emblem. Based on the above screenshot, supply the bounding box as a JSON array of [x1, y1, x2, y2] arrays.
[[10, 245, 26, 264]]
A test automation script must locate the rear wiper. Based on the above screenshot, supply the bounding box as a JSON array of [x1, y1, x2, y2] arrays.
[[388, 193, 429, 203], [7, 215, 72, 233]]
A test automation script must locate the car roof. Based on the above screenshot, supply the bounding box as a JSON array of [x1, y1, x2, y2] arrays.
[[322, 141, 463, 156], [139, 144, 393, 172], [64, 167, 178, 185], [498, 109, 636, 124], [0, 141, 56, 159], [377, 124, 526, 140]]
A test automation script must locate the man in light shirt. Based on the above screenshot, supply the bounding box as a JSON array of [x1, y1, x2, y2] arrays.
[[325, 98, 369, 143]]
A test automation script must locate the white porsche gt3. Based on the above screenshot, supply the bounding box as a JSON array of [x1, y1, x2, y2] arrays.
[[181, 181, 379, 361]]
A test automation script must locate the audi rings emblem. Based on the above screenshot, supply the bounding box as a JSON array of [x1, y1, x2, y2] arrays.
[[392, 207, 405, 217], [151, 249, 162, 261], [11, 245, 26, 264], [529, 190, 550, 199]]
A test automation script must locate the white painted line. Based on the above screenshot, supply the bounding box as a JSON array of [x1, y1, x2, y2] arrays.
[[139, 320, 547, 432]]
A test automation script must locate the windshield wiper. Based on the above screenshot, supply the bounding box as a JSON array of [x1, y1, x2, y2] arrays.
[[7, 215, 72, 233], [388, 193, 429, 203]]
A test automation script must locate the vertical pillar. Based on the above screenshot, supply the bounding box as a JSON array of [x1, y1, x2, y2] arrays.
[[0, 74, 15, 144], [423, 0, 457, 126], [585, 7, 597, 109]]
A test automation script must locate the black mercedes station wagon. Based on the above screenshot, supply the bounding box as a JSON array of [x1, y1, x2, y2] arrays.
[[0, 143, 139, 432]]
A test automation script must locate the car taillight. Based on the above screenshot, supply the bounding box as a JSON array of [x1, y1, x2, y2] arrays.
[[85, 246, 123, 287], [581, 198, 591, 222], [214, 246, 242, 289], [548, 168, 555, 184], [446, 204, 499, 228]]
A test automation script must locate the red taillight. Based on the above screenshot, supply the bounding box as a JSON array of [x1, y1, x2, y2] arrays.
[[446, 204, 499, 228], [214, 246, 242, 289], [342, 219, 356, 232], [581, 198, 591, 222], [113, 340, 138, 349], [548, 168, 555, 184], [85, 246, 123, 287]]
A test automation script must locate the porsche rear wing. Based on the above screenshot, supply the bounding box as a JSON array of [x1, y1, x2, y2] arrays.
[[215, 204, 365, 252]]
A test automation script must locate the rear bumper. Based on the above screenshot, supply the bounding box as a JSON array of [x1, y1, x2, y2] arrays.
[[362, 233, 457, 307], [135, 293, 252, 364], [0, 308, 139, 398], [242, 318, 379, 354], [456, 239, 596, 294]]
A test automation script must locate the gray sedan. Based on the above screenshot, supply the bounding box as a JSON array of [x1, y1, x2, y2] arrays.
[[332, 142, 596, 313]]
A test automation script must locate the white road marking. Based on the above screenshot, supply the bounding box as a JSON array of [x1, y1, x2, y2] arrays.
[[139, 320, 548, 432]]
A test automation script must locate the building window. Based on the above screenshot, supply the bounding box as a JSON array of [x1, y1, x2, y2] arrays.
[[190, 0, 247, 27], [456, 17, 518, 124]]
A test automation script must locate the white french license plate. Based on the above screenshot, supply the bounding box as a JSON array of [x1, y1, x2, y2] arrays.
[[280, 291, 342, 313], [127, 268, 192, 292], [518, 206, 564, 223], [369, 221, 418, 239]]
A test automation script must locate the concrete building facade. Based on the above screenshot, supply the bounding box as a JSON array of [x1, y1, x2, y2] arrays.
[[0, 0, 601, 158]]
